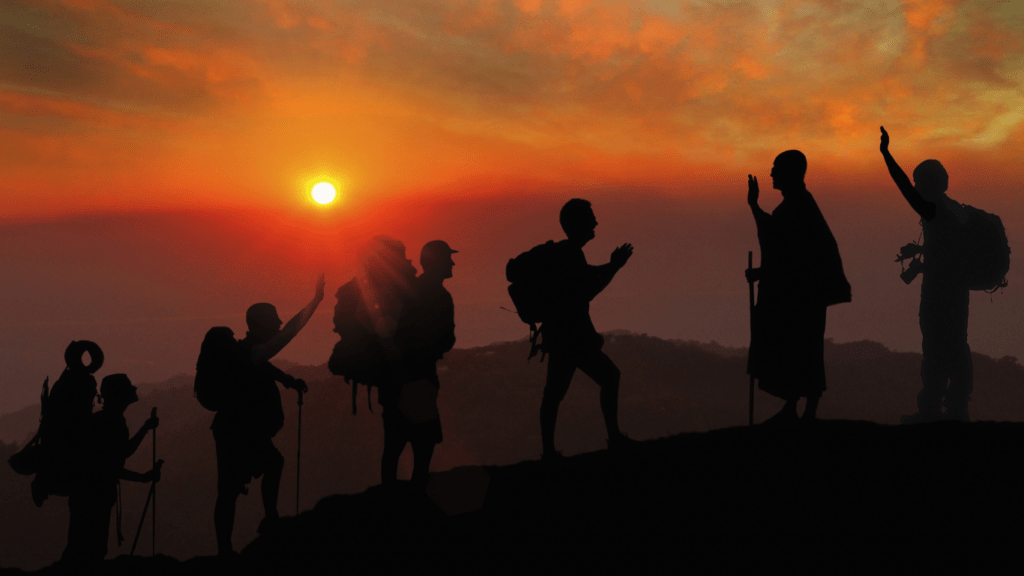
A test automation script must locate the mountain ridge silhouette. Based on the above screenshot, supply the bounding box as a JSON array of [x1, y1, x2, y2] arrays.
[[1, 332, 1022, 571]]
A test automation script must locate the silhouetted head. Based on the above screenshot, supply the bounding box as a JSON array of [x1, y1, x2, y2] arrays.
[[246, 303, 282, 342], [913, 160, 948, 201], [100, 373, 138, 409], [560, 198, 597, 245], [360, 235, 417, 287], [770, 150, 807, 191], [421, 240, 458, 280]]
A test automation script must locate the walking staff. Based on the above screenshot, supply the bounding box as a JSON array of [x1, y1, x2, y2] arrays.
[[747, 251, 755, 426], [131, 407, 159, 556], [152, 405, 156, 557], [296, 387, 303, 515]]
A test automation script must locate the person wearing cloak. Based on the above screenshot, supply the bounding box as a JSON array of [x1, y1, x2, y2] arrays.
[[745, 150, 852, 422]]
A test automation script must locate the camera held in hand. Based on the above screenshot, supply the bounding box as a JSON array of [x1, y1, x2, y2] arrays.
[[900, 256, 924, 285]]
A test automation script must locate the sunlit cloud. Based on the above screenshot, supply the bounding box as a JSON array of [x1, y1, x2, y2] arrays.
[[0, 0, 1021, 216]]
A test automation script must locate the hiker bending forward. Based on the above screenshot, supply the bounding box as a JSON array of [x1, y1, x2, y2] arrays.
[[880, 127, 973, 424], [746, 151, 851, 423], [212, 274, 323, 556], [62, 374, 161, 564], [541, 199, 636, 461]]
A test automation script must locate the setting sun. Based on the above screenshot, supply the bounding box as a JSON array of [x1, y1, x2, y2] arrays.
[[311, 182, 336, 204]]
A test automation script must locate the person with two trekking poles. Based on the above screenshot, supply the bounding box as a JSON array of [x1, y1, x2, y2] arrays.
[[8, 341, 163, 564]]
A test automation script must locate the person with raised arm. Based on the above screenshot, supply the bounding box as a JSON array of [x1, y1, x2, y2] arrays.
[[212, 274, 324, 557], [879, 126, 973, 424], [539, 199, 637, 461]]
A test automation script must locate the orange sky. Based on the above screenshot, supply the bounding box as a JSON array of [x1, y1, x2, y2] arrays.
[[2, 1, 1024, 415], [2, 0, 1023, 219]]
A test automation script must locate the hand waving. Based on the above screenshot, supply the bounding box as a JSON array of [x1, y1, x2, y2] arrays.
[[747, 175, 759, 206], [880, 126, 889, 153], [611, 243, 634, 268]]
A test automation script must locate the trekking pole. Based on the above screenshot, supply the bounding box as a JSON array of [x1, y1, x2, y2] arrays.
[[747, 252, 755, 427], [131, 407, 157, 557], [297, 387, 303, 516], [130, 481, 155, 556], [152, 406, 156, 557]]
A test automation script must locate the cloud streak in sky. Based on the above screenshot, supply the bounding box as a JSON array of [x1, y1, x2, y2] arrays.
[[1, 0, 1022, 216]]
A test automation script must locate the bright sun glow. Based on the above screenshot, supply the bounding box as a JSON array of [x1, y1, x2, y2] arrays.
[[311, 182, 336, 204]]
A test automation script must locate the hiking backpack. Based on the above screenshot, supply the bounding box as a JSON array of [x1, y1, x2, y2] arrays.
[[194, 326, 245, 412], [505, 240, 563, 361], [958, 205, 1010, 292], [328, 279, 386, 414], [8, 340, 103, 506]]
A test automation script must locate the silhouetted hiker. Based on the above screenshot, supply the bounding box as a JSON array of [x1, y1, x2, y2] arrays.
[[14, 341, 106, 508], [383, 240, 459, 490], [746, 151, 851, 423], [343, 236, 424, 487], [61, 374, 162, 564], [514, 199, 637, 461], [210, 275, 324, 557], [880, 127, 1009, 424]]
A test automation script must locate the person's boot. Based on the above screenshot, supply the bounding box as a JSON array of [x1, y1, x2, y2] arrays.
[[942, 400, 970, 423], [763, 400, 799, 426], [257, 515, 281, 536], [900, 410, 942, 425], [607, 432, 639, 451]]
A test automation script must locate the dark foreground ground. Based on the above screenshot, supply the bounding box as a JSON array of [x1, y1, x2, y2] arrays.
[[4, 419, 1022, 574]]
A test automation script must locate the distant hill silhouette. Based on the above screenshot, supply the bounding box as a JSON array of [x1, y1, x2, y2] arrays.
[[1, 333, 1023, 570]]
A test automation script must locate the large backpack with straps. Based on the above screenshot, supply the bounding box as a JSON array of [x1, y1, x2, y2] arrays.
[[957, 204, 1010, 292], [328, 278, 386, 414], [505, 240, 564, 361], [194, 326, 246, 412], [8, 340, 103, 506]]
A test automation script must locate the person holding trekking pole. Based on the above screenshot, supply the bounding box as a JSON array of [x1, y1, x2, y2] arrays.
[[61, 374, 161, 564], [745, 151, 851, 424], [211, 274, 323, 557], [130, 407, 158, 557]]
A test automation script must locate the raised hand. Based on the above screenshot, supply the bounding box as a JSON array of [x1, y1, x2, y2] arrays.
[[880, 126, 889, 153], [611, 243, 634, 268], [747, 175, 759, 206], [315, 273, 326, 300]]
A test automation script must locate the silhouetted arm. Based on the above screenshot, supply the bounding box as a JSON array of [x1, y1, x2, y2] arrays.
[[124, 413, 158, 458], [880, 127, 935, 221], [263, 362, 306, 393], [587, 244, 633, 300], [251, 274, 326, 364], [747, 173, 772, 271], [120, 460, 163, 483]]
